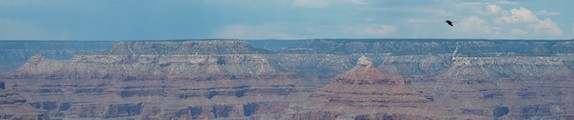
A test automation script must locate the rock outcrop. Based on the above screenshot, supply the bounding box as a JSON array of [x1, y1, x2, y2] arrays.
[[0, 41, 114, 72], [2, 39, 574, 119], [279, 39, 574, 56], [107, 40, 272, 54], [0, 40, 316, 119], [8, 54, 281, 80], [286, 56, 476, 119], [0, 83, 49, 120], [411, 55, 574, 119], [5, 40, 282, 80], [442, 56, 572, 78]]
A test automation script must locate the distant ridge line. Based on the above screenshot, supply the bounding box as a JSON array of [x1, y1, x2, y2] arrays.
[[0, 38, 573, 42]]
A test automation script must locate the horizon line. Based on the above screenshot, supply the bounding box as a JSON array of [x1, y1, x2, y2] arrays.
[[0, 38, 573, 42]]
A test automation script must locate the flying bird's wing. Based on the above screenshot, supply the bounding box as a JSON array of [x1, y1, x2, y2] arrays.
[[445, 20, 453, 27]]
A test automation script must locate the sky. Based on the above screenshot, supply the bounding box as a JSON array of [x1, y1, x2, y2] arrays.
[[0, 0, 572, 40]]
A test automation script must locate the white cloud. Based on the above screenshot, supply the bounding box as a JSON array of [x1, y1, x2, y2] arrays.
[[457, 16, 493, 34], [0, 19, 71, 40], [496, 7, 538, 23], [405, 19, 426, 25], [456, 1, 482, 7], [291, 0, 367, 8], [454, 2, 484, 14], [510, 29, 527, 35], [342, 24, 397, 37], [349, 0, 367, 5], [436, 9, 455, 16], [536, 10, 561, 16], [292, 0, 328, 8], [359, 25, 397, 36], [486, 4, 502, 14], [483, 6, 566, 38], [529, 18, 562, 36], [491, 0, 520, 5], [216, 24, 296, 39]]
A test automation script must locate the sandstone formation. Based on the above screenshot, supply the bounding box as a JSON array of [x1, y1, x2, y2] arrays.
[[0, 83, 49, 119], [443, 56, 572, 78], [412, 56, 574, 119], [107, 40, 271, 54], [4, 40, 281, 81], [1, 39, 574, 119], [285, 56, 481, 119], [8, 54, 282, 80], [0, 40, 315, 119], [0, 41, 114, 72], [278, 39, 574, 56]]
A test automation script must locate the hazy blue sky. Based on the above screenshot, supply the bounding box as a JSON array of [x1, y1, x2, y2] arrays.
[[0, 0, 572, 40]]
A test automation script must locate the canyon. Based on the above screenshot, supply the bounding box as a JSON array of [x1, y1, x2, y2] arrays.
[[1, 39, 574, 119]]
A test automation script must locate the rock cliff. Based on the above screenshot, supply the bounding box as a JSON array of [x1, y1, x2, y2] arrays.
[[280, 39, 574, 56], [285, 56, 479, 119], [0, 40, 316, 119], [411, 55, 574, 119], [0, 82, 49, 120], [2, 39, 574, 119], [107, 40, 271, 54], [0, 41, 114, 72], [9, 54, 281, 80], [442, 56, 573, 78]]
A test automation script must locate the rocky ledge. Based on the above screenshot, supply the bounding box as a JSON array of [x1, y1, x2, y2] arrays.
[[0, 81, 49, 120], [107, 40, 272, 54], [2, 39, 574, 119], [286, 56, 483, 119]]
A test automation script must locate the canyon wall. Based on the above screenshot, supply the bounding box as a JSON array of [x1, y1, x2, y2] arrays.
[[1, 39, 574, 119], [0, 41, 114, 72]]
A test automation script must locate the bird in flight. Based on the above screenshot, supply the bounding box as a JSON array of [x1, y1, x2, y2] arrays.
[[445, 20, 454, 27]]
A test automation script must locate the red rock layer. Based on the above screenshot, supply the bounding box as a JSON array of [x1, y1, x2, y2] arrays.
[[307, 56, 465, 119]]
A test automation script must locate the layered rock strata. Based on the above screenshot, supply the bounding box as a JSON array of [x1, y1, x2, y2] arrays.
[[2, 39, 574, 119], [107, 40, 271, 54], [0, 82, 49, 120], [443, 56, 572, 78], [0, 41, 114, 72], [0, 40, 316, 119], [285, 56, 481, 119], [8, 54, 281, 80], [411, 56, 574, 119]]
